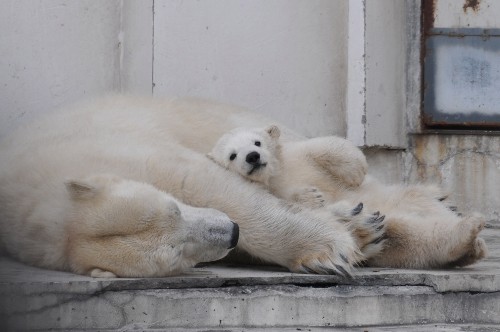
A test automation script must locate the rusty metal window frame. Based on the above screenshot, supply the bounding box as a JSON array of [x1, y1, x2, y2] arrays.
[[421, 1, 500, 131]]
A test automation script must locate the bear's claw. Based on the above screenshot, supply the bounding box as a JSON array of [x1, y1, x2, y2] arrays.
[[370, 234, 388, 245], [300, 263, 352, 278], [334, 264, 352, 279], [368, 214, 385, 224], [340, 253, 349, 264], [351, 202, 364, 216]]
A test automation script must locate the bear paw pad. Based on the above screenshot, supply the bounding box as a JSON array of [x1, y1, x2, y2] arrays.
[[292, 187, 325, 209]]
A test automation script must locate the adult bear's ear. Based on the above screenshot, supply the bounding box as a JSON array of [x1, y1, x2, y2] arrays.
[[207, 152, 221, 165], [266, 125, 280, 139], [65, 179, 99, 200]]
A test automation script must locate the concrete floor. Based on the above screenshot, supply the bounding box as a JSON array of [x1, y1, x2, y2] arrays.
[[0, 228, 499, 331]]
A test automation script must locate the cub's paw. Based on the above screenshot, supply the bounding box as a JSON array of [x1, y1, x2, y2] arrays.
[[328, 201, 387, 259], [292, 187, 325, 209], [447, 215, 488, 267], [327, 201, 364, 220]]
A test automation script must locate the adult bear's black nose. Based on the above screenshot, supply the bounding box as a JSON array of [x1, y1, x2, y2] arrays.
[[228, 222, 239, 249], [246, 151, 260, 165]]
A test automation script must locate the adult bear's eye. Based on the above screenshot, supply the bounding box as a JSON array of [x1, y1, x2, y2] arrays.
[[254, 141, 261, 147], [229, 153, 237, 161]]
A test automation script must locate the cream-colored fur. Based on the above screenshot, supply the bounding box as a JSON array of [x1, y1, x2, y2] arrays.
[[208, 121, 486, 269], [0, 171, 238, 277], [0, 96, 387, 277], [208, 125, 325, 209], [0, 96, 485, 277], [207, 126, 281, 187], [274, 136, 487, 268]]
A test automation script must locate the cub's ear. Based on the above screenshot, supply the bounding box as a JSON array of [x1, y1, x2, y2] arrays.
[[65, 180, 99, 200], [266, 125, 281, 139]]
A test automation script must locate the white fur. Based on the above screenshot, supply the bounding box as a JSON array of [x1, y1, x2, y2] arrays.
[[0, 96, 368, 277], [208, 126, 281, 186], [207, 121, 487, 269], [0, 96, 486, 276]]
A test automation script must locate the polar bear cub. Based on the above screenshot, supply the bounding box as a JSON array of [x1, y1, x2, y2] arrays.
[[208, 125, 324, 208], [208, 126, 281, 186], [208, 125, 388, 257]]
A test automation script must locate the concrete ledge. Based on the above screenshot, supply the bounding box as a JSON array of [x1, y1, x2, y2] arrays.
[[1, 228, 499, 331]]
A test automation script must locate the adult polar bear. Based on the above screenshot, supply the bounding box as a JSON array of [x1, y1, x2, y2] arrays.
[[0, 96, 486, 277], [0, 95, 383, 277]]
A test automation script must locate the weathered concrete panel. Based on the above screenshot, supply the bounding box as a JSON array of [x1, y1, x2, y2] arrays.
[[120, 0, 153, 94], [152, 0, 349, 138], [1, 227, 499, 330], [406, 134, 500, 224], [365, 0, 407, 148], [2, 279, 500, 330], [0, 0, 122, 138], [365, 134, 500, 224]]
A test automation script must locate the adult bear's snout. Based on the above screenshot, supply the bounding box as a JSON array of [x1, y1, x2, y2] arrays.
[[229, 222, 239, 249]]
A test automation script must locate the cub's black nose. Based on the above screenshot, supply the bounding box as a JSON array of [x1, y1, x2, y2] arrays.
[[246, 151, 260, 165], [228, 222, 239, 249]]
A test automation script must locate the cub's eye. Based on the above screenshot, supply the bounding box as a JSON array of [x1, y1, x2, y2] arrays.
[[254, 141, 261, 147], [229, 153, 237, 161]]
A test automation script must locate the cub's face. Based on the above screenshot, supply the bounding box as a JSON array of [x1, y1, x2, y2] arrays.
[[208, 125, 281, 185], [65, 174, 238, 277]]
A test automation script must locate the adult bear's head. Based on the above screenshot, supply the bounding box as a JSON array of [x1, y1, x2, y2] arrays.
[[64, 174, 238, 277]]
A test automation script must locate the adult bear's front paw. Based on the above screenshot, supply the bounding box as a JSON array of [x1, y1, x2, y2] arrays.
[[287, 226, 363, 278], [290, 252, 354, 278]]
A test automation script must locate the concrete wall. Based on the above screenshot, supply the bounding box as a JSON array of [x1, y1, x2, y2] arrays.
[[0, 0, 408, 143], [0, 0, 498, 222], [1, 0, 350, 139], [152, 0, 349, 138], [0, 0, 122, 138]]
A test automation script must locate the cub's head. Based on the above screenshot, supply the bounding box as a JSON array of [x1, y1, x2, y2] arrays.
[[208, 125, 282, 185], [65, 174, 238, 277]]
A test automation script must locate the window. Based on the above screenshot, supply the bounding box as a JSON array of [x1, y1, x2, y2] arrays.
[[422, 0, 500, 129]]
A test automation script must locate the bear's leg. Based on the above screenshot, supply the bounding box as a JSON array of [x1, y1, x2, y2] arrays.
[[445, 215, 488, 267], [150, 150, 364, 276], [366, 212, 487, 269], [285, 137, 368, 188], [407, 184, 459, 213]]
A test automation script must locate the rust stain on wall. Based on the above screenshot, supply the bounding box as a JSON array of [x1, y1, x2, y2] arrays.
[[412, 135, 447, 182], [422, 0, 436, 36], [463, 0, 481, 13]]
